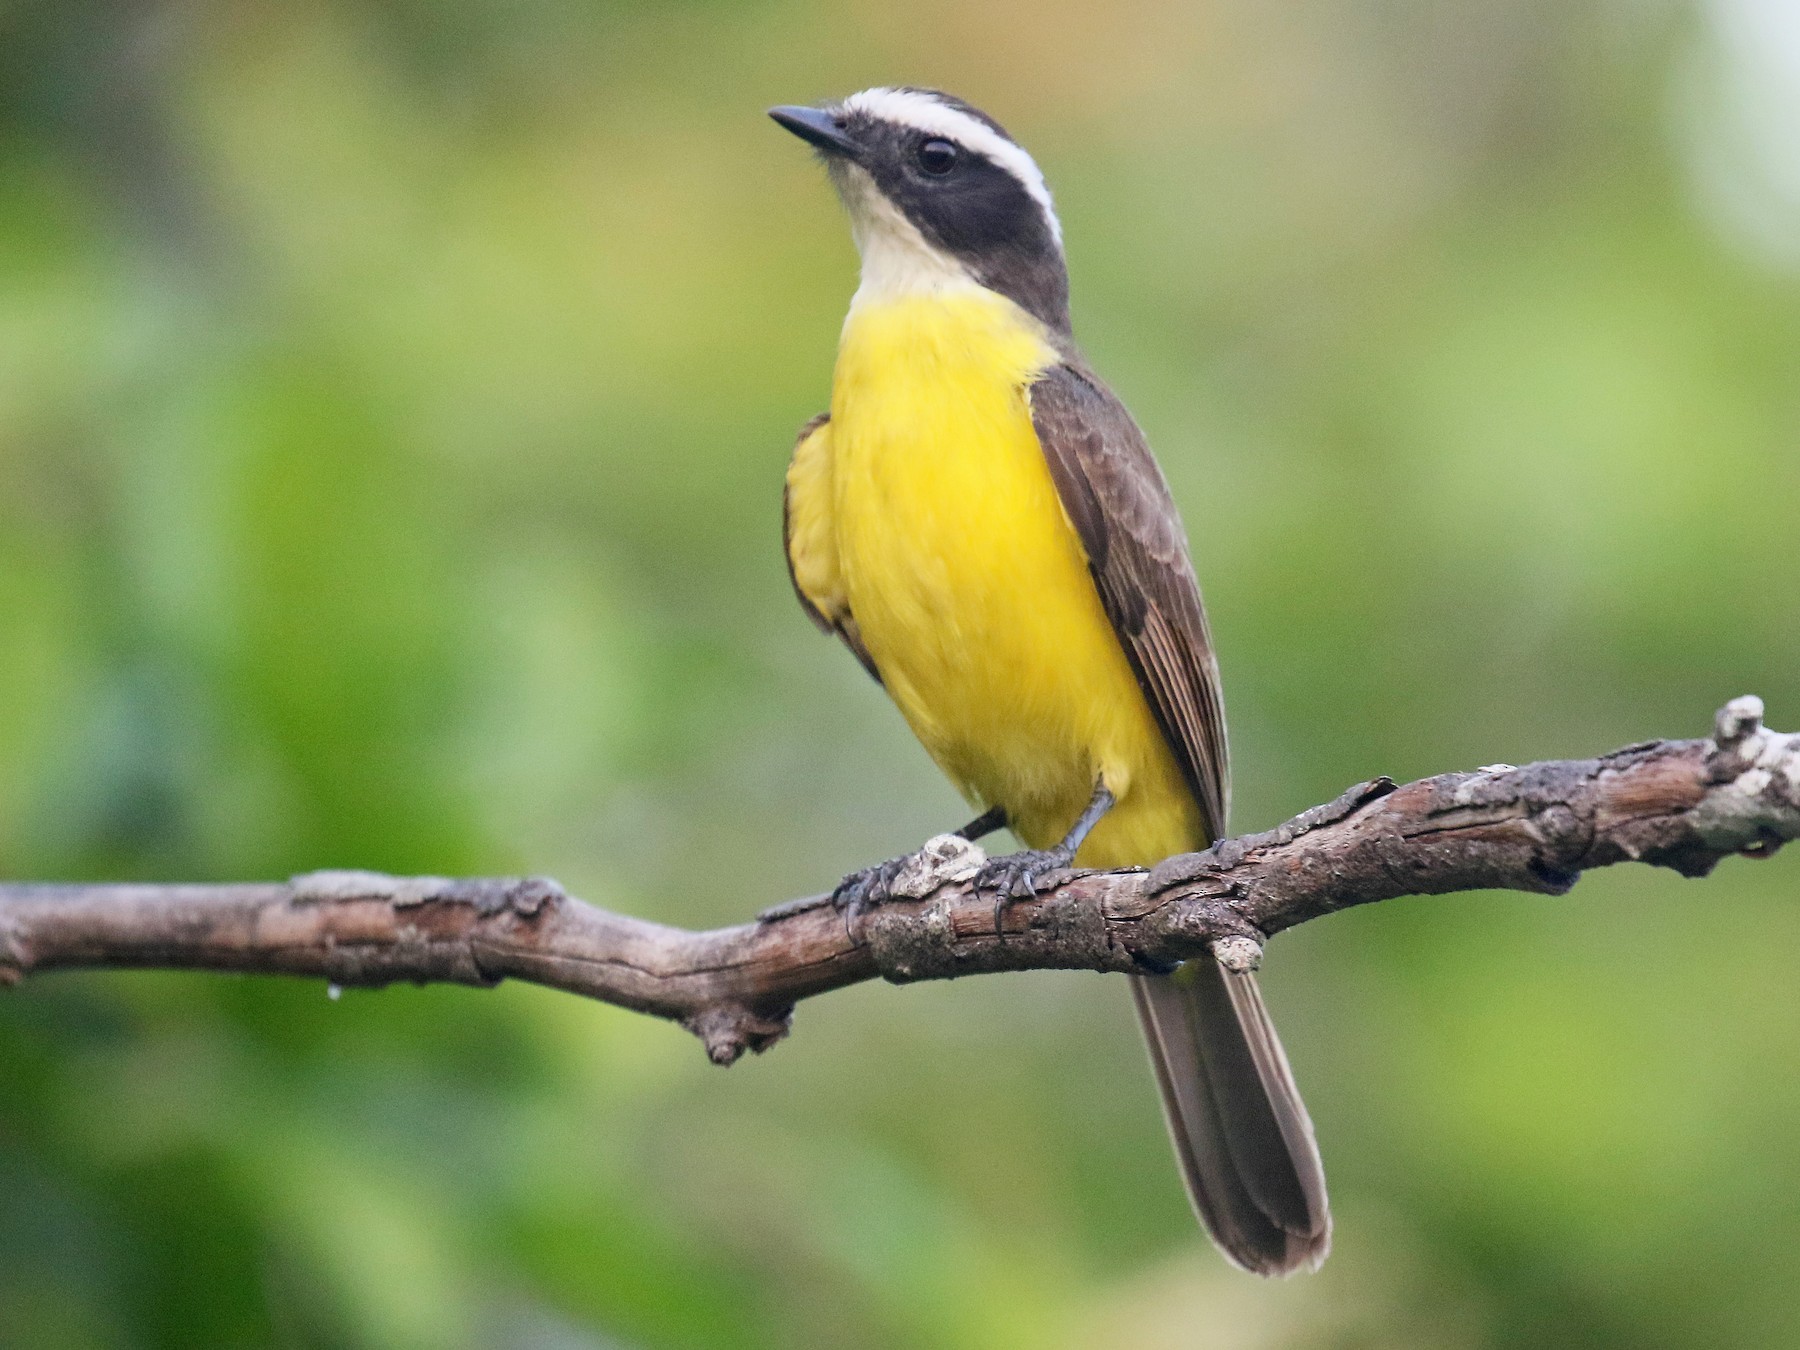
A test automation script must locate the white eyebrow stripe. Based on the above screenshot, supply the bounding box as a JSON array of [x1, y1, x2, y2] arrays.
[[840, 87, 1063, 247]]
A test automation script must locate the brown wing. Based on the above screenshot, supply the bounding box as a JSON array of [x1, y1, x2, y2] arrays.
[[782, 412, 882, 685], [1030, 362, 1330, 1275], [1028, 362, 1229, 838]]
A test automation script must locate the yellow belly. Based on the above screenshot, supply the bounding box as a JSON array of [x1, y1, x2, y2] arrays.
[[827, 288, 1204, 867]]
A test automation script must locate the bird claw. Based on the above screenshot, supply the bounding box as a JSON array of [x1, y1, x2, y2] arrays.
[[831, 855, 912, 919], [977, 847, 1070, 899], [975, 848, 1073, 934]]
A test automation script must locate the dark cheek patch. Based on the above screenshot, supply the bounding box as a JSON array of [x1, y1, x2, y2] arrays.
[[852, 120, 1071, 332], [912, 167, 1069, 331], [923, 168, 1047, 255], [872, 156, 1043, 257]]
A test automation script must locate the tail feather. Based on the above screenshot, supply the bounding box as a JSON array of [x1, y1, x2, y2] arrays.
[[1131, 960, 1330, 1275]]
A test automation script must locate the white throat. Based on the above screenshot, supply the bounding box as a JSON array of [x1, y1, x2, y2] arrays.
[[830, 162, 977, 308]]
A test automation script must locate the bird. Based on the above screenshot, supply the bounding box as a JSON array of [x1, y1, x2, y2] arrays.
[[770, 87, 1330, 1275]]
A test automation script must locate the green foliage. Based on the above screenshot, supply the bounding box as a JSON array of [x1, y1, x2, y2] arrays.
[[2, 1, 1798, 1345]]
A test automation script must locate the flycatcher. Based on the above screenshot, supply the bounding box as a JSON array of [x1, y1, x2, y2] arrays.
[[771, 87, 1329, 1274]]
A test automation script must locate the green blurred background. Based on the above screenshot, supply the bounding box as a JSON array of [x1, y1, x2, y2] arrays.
[[3, 0, 1798, 1345]]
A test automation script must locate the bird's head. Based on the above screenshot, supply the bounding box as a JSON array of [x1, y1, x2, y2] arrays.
[[770, 88, 1069, 333]]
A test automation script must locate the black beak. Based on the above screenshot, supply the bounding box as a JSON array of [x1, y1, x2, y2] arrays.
[[768, 105, 860, 159]]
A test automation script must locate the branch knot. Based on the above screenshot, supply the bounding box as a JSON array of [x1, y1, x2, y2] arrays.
[[682, 1003, 793, 1065], [1690, 696, 1800, 859], [888, 834, 985, 899], [1715, 695, 1766, 751], [1211, 935, 1264, 973]]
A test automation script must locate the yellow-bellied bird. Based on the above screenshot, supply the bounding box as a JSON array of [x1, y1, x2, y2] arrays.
[[771, 88, 1329, 1275]]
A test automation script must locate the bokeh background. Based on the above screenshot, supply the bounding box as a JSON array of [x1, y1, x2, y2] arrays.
[[3, 0, 1799, 1345]]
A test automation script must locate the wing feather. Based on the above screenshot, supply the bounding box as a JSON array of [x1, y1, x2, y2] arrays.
[[1027, 363, 1229, 838]]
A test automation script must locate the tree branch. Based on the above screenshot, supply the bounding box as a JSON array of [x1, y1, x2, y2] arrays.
[[4, 697, 1796, 1064]]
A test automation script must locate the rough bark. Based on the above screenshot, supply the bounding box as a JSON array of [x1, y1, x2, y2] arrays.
[[3, 697, 1796, 1065]]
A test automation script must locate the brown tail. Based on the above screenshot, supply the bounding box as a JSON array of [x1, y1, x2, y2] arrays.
[[1131, 960, 1330, 1275]]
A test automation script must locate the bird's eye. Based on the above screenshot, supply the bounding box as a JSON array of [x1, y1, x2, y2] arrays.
[[917, 139, 959, 175]]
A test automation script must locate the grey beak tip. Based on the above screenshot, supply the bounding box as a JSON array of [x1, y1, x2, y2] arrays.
[[768, 104, 858, 158]]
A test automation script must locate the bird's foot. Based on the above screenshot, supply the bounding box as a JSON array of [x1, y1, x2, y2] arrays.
[[831, 855, 913, 919], [975, 847, 1075, 933], [977, 847, 1074, 899]]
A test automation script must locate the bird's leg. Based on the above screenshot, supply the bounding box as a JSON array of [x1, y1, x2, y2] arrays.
[[977, 780, 1116, 932], [832, 804, 1010, 917], [956, 804, 1008, 842]]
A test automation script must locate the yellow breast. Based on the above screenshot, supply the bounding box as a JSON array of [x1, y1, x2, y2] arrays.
[[822, 287, 1203, 867]]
